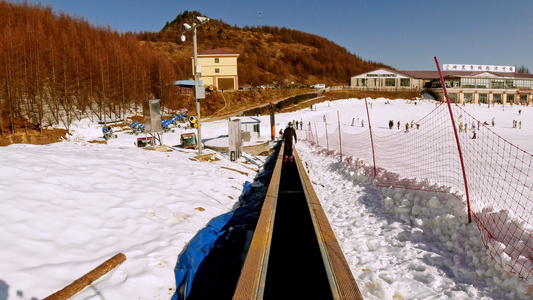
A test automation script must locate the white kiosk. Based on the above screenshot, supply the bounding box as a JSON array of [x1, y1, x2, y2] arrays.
[[228, 119, 242, 161], [142, 99, 163, 145]]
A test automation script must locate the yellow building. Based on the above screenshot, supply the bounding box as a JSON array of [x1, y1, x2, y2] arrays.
[[193, 49, 240, 91]]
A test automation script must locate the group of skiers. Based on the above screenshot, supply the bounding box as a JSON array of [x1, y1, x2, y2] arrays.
[[351, 118, 365, 127], [291, 119, 303, 130], [512, 120, 522, 129], [457, 115, 479, 139], [386, 120, 420, 132]]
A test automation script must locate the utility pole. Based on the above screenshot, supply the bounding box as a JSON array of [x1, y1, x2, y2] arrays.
[[181, 16, 209, 154]]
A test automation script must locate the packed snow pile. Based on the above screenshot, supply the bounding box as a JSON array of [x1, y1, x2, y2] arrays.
[[299, 140, 533, 300], [2, 97, 533, 299]]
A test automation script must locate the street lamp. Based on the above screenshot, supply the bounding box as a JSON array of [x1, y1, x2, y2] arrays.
[[181, 15, 210, 154]]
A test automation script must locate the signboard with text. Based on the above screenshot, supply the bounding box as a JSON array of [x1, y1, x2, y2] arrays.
[[444, 64, 515, 73]]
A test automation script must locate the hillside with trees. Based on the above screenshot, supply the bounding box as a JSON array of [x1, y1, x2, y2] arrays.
[[0, 1, 177, 136], [0, 4, 392, 145], [138, 11, 391, 87]]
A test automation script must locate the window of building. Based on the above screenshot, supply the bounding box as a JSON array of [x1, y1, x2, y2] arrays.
[[215, 58, 220, 63], [461, 78, 476, 88], [464, 93, 473, 103], [400, 78, 410, 87], [430, 80, 442, 88], [493, 94, 502, 103], [491, 80, 504, 89], [520, 95, 528, 103], [477, 79, 489, 89], [479, 94, 488, 103], [357, 78, 367, 87], [516, 80, 533, 88], [507, 94, 515, 104], [385, 78, 395, 87], [449, 94, 458, 102], [215, 68, 220, 73]]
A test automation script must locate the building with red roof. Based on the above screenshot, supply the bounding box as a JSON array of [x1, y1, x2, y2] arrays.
[[350, 67, 533, 105]]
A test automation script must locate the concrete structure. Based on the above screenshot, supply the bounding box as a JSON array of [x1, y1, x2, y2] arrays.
[[194, 49, 239, 91], [350, 67, 533, 105], [228, 116, 261, 141]]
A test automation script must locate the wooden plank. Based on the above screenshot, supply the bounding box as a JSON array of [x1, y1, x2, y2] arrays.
[[233, 144, 284, 300]]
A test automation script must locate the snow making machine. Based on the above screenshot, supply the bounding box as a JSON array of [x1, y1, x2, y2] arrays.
[[129, 121, 145, 135], [102, 126, 117, 140]]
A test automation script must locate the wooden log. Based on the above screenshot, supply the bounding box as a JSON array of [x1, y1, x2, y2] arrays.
[[44, 252, 126, 300]]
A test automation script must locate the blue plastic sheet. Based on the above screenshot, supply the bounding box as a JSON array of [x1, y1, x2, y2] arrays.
[[171, 211, 236, 300], [171, 142, 279, 300]]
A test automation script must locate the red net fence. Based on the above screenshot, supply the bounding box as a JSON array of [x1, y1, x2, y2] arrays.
[[304, 102, 533, 285]]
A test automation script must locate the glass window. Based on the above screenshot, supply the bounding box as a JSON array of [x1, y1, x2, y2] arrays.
[[477, 79, 489, 89], [479, 94, 488, 103], [493, 94, 502, 103], [215, 68, 220, 73], [507, 94, 515, 103], [215, 58, 220, 63], [491, 80, 504, 89], [515, 80, 533, 88], [449, 94, 458, 102], [400, 78, 410, 87], [385, 78, 395, 87], [430, 80, 442, 88], [461, 78, 476, 88], [464, 93, 473, 103], [520, 95, 528, 103]]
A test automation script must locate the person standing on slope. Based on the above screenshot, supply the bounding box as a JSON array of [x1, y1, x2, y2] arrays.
[[282, 122, 297, 161]]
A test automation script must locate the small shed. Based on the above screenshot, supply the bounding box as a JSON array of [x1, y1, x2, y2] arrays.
[[175, 80, 203, 95], [228, 116, 261, 141]]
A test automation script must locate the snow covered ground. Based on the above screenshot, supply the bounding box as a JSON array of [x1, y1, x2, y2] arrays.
[[1, 97, 532, 299]]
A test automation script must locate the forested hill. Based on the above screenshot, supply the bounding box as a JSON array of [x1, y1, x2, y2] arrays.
[[0, 3, 391, 139], [137, 11, 392, 87], [0, 1, 177, 134]]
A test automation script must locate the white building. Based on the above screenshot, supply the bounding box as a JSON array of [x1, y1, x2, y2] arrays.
[[350, 67, 533, 105], [228, 116, 261, 141]]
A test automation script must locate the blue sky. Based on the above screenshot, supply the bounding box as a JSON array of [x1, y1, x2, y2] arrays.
[[10, 0, 533, 71]]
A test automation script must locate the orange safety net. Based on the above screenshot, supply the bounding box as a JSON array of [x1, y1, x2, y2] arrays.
[[304, 102, 533, 285]]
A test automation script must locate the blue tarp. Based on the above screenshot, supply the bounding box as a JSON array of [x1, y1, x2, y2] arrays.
[[171, 142, 279, 300], [171, 209, 237, 300], [174, 80, 203, 87]]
